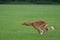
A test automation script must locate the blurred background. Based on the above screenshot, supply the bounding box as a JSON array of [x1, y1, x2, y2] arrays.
[[0, 0, 60, 40], [0, 0, 60, 4]]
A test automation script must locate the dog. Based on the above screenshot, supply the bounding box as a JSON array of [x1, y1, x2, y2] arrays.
[[22, 20, 55, 35]]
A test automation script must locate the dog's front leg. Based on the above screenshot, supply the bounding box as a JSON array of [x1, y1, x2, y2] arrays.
[[33, 26, 44, 35]]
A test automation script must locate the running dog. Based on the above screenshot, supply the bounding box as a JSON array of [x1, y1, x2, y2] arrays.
[[22, 20, 55, 35]]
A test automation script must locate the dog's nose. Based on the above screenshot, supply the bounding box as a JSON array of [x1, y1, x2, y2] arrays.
[[22, 23, 25, 25]]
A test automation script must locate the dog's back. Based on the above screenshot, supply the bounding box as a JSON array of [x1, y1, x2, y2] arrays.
[[31, 20, 46, 27]]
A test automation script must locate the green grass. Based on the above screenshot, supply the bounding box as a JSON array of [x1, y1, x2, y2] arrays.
[[0, 5, 60, 40]]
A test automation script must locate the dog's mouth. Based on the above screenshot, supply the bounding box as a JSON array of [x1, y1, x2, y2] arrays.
[[22, 22, 26, 25]]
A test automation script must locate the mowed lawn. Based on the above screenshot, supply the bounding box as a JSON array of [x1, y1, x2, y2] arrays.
[[0, 5, 60, 40]]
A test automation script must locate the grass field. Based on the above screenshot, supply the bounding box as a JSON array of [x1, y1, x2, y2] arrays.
[[0, 5, 60, 40]]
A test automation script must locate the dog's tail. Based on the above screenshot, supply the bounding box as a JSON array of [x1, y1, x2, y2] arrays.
[[50, 26, 55, 30], [48, 26, 55, 31]]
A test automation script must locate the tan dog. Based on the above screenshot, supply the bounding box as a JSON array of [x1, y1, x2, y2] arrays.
[[22, 20, 55, 35]]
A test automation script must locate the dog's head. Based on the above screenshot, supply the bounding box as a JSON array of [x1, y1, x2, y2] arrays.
[[22, 22, 31, 26]]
